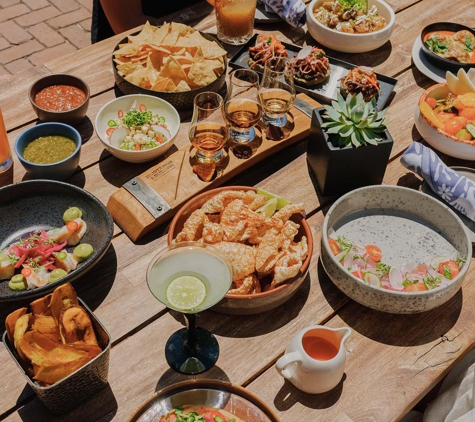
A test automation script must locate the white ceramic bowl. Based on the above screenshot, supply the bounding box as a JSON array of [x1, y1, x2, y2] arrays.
[[95, 94, 180, 163], [306, 0, 395, 53], [414, 83, 475, 161], [321, 185, 471, 314]]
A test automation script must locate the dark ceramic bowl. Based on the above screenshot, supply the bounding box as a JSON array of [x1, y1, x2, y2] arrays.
[[420, 22, 475, 72], [29, 73, 90, 126], [168, 186, 313, 315], [15, 122, 81, 181], [112, 31, 227, 110], [0, 180, 114, 301], [3, 298, 110, 415]]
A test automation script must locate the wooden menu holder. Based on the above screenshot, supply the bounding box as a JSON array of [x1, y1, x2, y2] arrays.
[[107, 94, 321, 241]]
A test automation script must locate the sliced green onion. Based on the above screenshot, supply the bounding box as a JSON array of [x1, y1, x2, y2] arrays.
[[107, 120, 117, 127]]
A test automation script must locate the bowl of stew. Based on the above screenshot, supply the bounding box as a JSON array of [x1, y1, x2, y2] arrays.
[[15, 122, 82, 181], [29, 74, 90, 126]]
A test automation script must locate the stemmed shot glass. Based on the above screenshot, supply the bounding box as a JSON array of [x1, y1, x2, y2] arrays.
[[189, 92, 227, 163], [258, 57, 296, 128], [224, 69, 263, 143], [146, 242, 233, 375]]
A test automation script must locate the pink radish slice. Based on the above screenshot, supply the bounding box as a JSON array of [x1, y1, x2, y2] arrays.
[[389, 267, 404, 290], [109, 127, 129, 148], [151, 125, 171, 139], [403, 261, 417, 274]]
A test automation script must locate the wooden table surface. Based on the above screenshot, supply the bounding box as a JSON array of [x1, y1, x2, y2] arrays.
[[1, 1, 475, 421]]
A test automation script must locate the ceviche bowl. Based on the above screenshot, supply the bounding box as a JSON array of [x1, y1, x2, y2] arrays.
[[95, 94, 180, 164], [15, 122, 81, 181], [168, 186, 313, 315], [321, 185, 471, 314], [28, 73, 90, 126], [306, 0, 395, 53], [415, 83, 475, 161]]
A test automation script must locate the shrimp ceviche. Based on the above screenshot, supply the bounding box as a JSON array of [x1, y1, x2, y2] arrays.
[[0, 207, 94, 291], [328, 236, 466, 292], [314, 0, 387, 34], [106, 102, 171, 151]]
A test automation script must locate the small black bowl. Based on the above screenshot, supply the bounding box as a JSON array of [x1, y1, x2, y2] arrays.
[[420, 22, 475, 73], [112, 31, 227, 110], [29, 74, 90, 126]]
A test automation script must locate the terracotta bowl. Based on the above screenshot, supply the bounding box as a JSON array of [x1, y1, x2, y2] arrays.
[[28, 73, 90, 127], [168, 186, 313, 315], [414, 83, 475, 160]]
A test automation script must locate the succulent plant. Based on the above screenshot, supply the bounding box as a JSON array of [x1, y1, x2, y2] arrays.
[[321, 93, 388, 148]]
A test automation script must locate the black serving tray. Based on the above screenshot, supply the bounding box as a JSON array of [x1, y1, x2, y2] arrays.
[[229, 34, 397, 110]]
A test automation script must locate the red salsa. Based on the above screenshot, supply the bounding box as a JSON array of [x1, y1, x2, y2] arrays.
[[35, 85, 86, 112]]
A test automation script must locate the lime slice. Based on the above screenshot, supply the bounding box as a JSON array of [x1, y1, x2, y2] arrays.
[[166, 275, 207, 311], [255, 198, 278, 218], [256, 188, 291, 210]]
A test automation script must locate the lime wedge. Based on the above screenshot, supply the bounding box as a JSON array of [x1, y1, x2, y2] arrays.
[[256, 188, 291, 210], [255, 198, 278, 218], [166, 275, 207, 311]]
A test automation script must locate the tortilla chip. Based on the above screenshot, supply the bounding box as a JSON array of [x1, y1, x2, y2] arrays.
[[199, 39, 227, 59], [163, 79, 177, 92], [160, 56, 187, 86], [162, 30, 179, 47], [125, 66, 148, 86], [151, 77, 170, 91], [171, 22, 192, 37], [174, 80, 191, 92], [117, 61, 142, 76]]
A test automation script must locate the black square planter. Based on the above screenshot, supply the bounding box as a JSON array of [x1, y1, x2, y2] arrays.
[[307, 107, 393, 197]]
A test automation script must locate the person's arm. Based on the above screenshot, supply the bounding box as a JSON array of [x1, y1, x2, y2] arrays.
[[100, 0, 156, 35]]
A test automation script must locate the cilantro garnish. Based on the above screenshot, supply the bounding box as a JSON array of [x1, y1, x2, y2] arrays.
[[455, 257, 466, 266], [376, 261, 391, 278], [338, 0, 367, 11], [336, 236, 353, 251], [425, 36, 449, 54], [423, 274, 441, 290], [464, 35, 474, 52], [122, 109, 153, 128], [402, 276, 418, 287], [442, 265, 452, 279]]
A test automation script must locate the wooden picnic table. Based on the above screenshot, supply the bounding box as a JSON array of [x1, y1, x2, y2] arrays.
[[1, 1, 475, 420]]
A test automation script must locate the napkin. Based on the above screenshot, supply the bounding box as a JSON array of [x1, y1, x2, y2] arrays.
[[400, 142, 475, 222], [258, 0, 307, 28]]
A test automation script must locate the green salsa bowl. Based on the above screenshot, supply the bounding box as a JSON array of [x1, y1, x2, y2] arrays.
[[15, 122, 82, 181]]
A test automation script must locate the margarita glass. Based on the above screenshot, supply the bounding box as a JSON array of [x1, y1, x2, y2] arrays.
[[146, 242, 233, 375]]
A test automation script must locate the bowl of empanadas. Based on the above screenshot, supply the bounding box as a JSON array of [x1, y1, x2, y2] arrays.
[[168, 186, 313, 315]]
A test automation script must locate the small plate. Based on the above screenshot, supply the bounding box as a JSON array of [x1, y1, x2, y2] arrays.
[[412, 37, 445, 83], [255, 2, 281, 23], [230, 34, 397, 109], [128, 380, 279, 421], [0, 180, 114, 301], [421, 166, 475, 243]]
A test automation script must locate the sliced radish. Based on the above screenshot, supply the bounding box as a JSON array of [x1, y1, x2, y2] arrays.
[[151, 124, 171, 139], [364, 272, 381, 287], [389, 267, 404, 290], [109, 126, 129, 148], [402, 261, 417, 274]]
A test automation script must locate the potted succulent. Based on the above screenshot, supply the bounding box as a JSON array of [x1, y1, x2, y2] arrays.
[[307, 93, 393, 196]]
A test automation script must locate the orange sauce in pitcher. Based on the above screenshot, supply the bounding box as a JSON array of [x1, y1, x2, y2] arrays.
[[302, 334, 338, 361]]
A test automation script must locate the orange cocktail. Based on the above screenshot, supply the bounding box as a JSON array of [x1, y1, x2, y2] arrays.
[[215, 0, 256, 45], [0, 108, 12, 171]]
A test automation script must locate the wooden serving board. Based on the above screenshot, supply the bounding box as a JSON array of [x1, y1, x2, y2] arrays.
[[107, 94, 321, 241]]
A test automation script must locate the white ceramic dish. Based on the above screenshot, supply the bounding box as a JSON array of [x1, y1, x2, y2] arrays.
[[306, 0, 395, 53], [411, 37, 445, 83], [95, 94, 180, 164], [414, 83, 475, 161], [321, 185, 471, 314]]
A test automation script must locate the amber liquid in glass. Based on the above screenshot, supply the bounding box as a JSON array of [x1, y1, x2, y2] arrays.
[[190, 122, 227, 155], [302, 335, 338, 361], [0, 108, 12, 171], [224, 99, 262, 129]]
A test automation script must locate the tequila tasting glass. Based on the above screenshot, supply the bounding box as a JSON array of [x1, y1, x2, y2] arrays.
[[189, 92, 227, 163], [258, 57, 296, 128], [224, 69, 263, 143], [146, 242, 233, 375], [0, 109, 12, 172]]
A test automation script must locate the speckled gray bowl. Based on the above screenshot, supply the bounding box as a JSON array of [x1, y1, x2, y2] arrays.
[[321, 185, 472, 314], [0, 180, 114, 301]]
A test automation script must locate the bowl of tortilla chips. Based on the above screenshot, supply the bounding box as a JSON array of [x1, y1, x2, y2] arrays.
[[168, 186, 313, 315], [112, 22, 228, 110]]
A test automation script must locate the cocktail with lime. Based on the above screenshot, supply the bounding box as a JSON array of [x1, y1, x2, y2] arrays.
[[146, 242, 233, 375]]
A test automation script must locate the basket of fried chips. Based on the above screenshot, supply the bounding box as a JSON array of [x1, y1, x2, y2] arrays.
[[168, 186, 313, 315], [3, 283, 110, 414], [112, 22, 228, 110]]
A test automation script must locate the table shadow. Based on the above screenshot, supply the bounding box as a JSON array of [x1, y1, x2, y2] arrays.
[[167, 275, 311, 338], [318, 259, 463, 347], [273, 375, 346, 412], [155, 365, 231, 392]]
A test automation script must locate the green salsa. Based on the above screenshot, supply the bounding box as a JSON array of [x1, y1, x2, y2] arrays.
[[23, 135, 76, 164]]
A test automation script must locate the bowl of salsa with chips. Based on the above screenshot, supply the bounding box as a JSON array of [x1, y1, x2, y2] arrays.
[[29, 74, 90, 126], [112, 22, 228, 110]]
